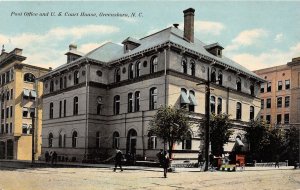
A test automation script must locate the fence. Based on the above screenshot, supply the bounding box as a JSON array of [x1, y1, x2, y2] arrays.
[[254, 160, 288, 167]]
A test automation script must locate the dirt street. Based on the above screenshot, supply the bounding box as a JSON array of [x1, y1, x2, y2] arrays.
[[0, 167, 299, 190]]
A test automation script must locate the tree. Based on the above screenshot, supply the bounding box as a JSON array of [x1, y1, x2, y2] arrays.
[[209, 114, 232, 157], [283, 126, 300, 164], [148, 106, 191, 159]]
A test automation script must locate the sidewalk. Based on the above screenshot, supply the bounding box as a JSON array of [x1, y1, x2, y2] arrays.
[[0, 159, 295, 172]]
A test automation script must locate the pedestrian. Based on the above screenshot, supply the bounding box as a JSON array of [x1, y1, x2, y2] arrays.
[[113, 149, 123, 172], [197, 151, 203, 168], [156, 149, 164, 166], [45, 151, 50, 163], [162, 153, 170, 178], [275, 155, 280, 168], [51, 151, 57, 165]]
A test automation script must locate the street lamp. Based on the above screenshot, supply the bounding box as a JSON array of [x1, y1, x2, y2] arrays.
[[197, 67, 211, 172]]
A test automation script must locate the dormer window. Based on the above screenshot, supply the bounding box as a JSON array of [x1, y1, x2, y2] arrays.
[[204, 43, 224, 57], [122, 37, 140, 53]]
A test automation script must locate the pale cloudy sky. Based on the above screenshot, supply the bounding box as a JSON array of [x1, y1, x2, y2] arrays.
[[0, 1, 299, 71]]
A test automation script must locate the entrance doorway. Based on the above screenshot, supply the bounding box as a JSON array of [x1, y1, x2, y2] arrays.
[[7, 140, 14, 159], [126, 129, 137, 154], [0, 141, 5, 159]]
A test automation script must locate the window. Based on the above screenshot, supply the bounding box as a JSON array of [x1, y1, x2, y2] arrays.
[[149, 87, 157, 110], [115, 68, 121, 82], [49, 103, 54, 119], [128, 93, 133, 113], [148, 132, 157, 149], [181, 88, 189, 109], [24, 73, 36, 83], [10, 106, 12, 117], [74, 71, 79, 85], [284, 114, 289, 124], [6, 107, 9, 118], [236, 102, 242, 120], [97, 104, 102, 115], [60, 77, 63, 90], [134, 91, 140, 112], [217, 97, 222, 114], [5, 123, 8, 134], [113, 95, 120, 115], [73, 97, 78, 115], [182, 58, 187, 74], [1, 109, 4, 119], [211, 68, 216, 83], [277, 114, 282, 124], [266, 98, 271, 108], [6, 91, 9, 101], [267, 82, 271, 92], [10, 89, 13, 99], [250, 106, 254, 120], [1, 74, 5, 85], [23, 107, 28, 118], [218, 71, 223, 85], [96, 132, 101, 148], [261, 84, 265, 93], [64, 76, 67, 88], [48, 133, 53, 148], [182, 132, 192, 150], [236, 77, 242, 91], [9, 123, 12, 134], [190, 60, 195, 76], [63, 100, 67, 117], [189, 90, 196, 112], [265, 115, 271, 124], [59, 101, 62, 118], [113, 131, 120, 148], [285, 80, 290, 90], [136, 61, 141, 77], [30, 108, 35, 118], [210, 96, 216, 114], [72, 131, 78, 148], [250, 83, 255, 96], [58, 133, 62, 148], [150, 56, 158, 74], [278, 81, 282, 91], [128, 63, 134, 79], [285, 96, 290, 107], [277, 97, 282, 108], [0, 124, 3, 134], [50, 80, 54, 93]]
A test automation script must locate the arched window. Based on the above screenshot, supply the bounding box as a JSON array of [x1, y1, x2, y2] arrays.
[[49, 102, 54, 119], [236, 102, 242, 120], [114, 95, 120, 115], [218, 71, 223, 85], [48, 133, 53, 148], [128, 63, 134, 79], [96, 132, 100, 148], [182, 132, 192, 150], [148, 132, 157, 149], [181, 88, 189, 109], [190, 60, 195, 76], [182, 58, 187, 74], [58, 133, 62, 148], [127, 129, 137, 154], [211, 68, 216, 83], [210, 96, 216, 114], [24, 73, 36, 83], [58, 131, 66, 148], [73, 96, 78, 115], [150, 56, 158, 74], [74, 70, 79, 85], [50, 80, 54, 93], [134, 91, 140, 112], [236, 77, 242, 91], [63, 76, 67, 88], [112, 131, 120, 148], [136, 61, 141, 77], [189, 90, 196, 112], [250, 83, 255, 96], [149, 87, 158, 110], [250, 106, 254, 120], [217, 97, 222, 114], [128, 93, 133, 113], [59, 77, 63, 90], [115, 68, 121, 82], [63, 134, 66, 147], [97, 104, 102, 115], [72, 131, 78, 148]]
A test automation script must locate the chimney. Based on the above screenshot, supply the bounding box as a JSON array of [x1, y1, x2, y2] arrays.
[[183, 8, 195, 43], [69, 44, 77, 51], [173, 23, 179, 28]]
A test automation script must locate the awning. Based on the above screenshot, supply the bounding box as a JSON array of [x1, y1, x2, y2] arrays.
[[189, 93, 198, 106], [23, 89, 30, 97], [180, 90, 190, 104], [22, 107, 28, 112], [236, 138, 244, 146], [30, 90, 37, 98]]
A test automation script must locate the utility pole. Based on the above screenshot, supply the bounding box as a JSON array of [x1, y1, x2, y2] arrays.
[[31, 111, 35, 164]]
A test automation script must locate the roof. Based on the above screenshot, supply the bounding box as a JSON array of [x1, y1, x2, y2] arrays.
[[45, 26, 263, 81], [65, 49, 84, 56], [204, 43, 224, 50], [122, 37, 140, 45]]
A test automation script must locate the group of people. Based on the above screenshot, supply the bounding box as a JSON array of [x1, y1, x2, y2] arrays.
[[45, 151, 58, 165]]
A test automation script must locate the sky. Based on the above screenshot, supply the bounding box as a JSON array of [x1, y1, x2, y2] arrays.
[[0, 1, 299, 71]]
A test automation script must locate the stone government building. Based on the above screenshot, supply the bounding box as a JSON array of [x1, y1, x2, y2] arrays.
[[0, 47, 49, 160], [39, 8, 264, 162]]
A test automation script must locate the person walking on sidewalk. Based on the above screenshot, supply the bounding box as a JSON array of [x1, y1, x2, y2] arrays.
[[275, 155, 280, 168], [114, 149, 123, 172], [162, 152, 170, 178]]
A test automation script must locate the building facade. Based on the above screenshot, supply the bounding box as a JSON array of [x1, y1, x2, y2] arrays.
[[0, 47, 49, 160], [254, 57, 300, 128], [40, 8, 264, 162]]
